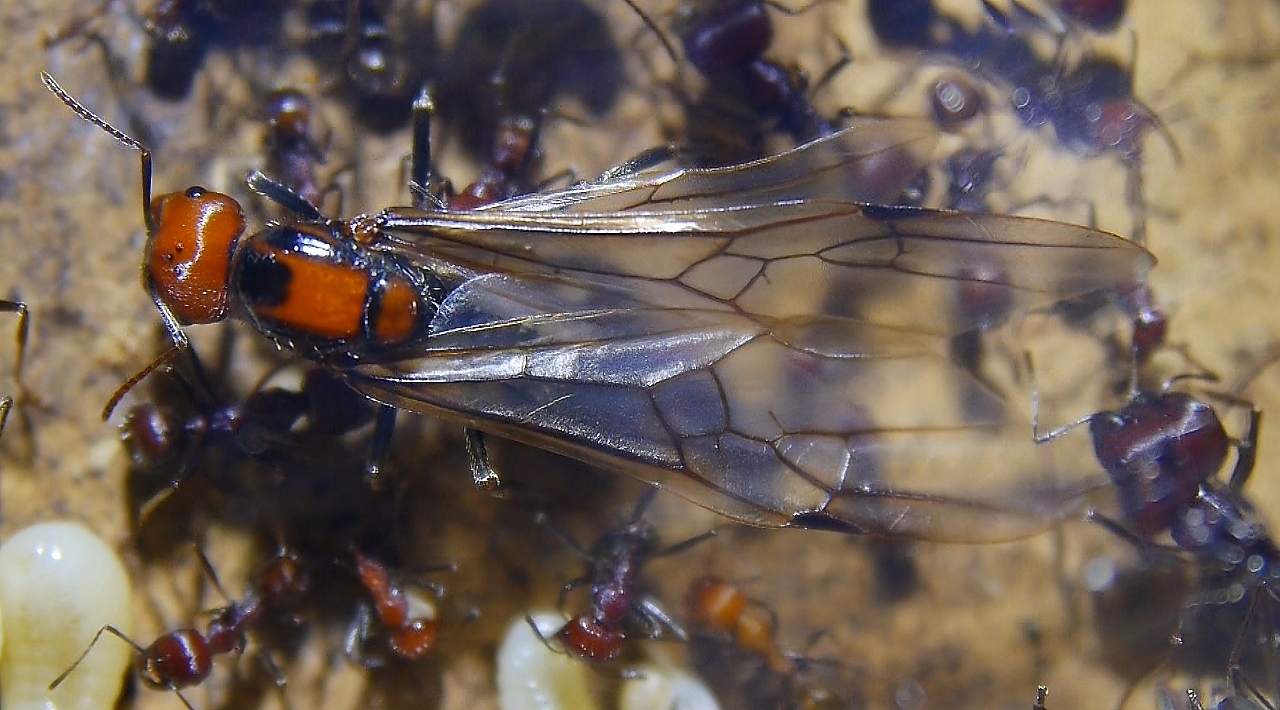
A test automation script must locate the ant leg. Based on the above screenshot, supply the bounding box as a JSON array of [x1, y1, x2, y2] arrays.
[[533, 510, 590, 561], [1227, 408, 1262, 491], [343, 603, 381, 669], [194, 545, 234, 603], [43, 0, 115, 46], [1126, 160, 1148, 247], [809, 36, 853, 100], [364, 404, 397, 487], [655, 529, 716, 557], [1033, 686, 1049, 710], [464, 428, 501, 491], [1024, 352, 1094, 443], [556, 577, 588, 612], [409, 89, 449, 211], [1160, 371, 1222, 394], [0, 300, 29, 385], [1233, 667, 1279, 710], [246, 172, 323, 221], [626, 487, 659, 525], [634, 596, 687, 641], [0, 301, 23, 439], [1085, 509, 1186, 567], [1227, 589, 1266, 706], [526, 614, 568, 656], [615, 0, 679, 68], [1086, 509, 1147, 548], [257, 650, 288, 688]]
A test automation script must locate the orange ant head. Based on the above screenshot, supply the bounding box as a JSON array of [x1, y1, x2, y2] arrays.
[[146, 187, 245, 325]]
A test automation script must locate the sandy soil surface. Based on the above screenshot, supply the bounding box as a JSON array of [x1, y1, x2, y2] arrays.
[[2, 2, 1280, 710]]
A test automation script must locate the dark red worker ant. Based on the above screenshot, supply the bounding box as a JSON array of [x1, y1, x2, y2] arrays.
[[143, 0, 289, 100], [121, 364, 375, 528], [930, 145, 1166, 393], [439, 0, 624, 176], [306, 0, 437, 129], [929, 72, 987, 131], [686, 575, 852, 708], [1032, 357, 1280, 701], [678, 0, 843, 141], [51, 548, 312, 710], [435, 31, 550, 211], [446, 113, 542, 210], [46, 0, 289, 101], [344, 549, 443, 665], [1052, 0, 1127, 33], [666, 0, 851, 167], [260, 89, 344, 215], [534, 490, 714, 664], [1034, 370, 1262, 557], [867, 0, 1173, 244]]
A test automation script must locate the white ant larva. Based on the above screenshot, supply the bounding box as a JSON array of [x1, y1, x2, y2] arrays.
[[0, 521, 134, 710], [497, 611, 601, 710], [619, 664, 723, 710], [496, 610, 726, 710]]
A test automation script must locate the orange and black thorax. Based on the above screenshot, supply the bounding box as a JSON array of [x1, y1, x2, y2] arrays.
[[232, 221, 445, 363]]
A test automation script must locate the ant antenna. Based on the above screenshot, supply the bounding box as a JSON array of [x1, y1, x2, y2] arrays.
[[1024, 352, 1093, 443], [617, 0, 680, 71], [195, 545, 235, 603], [101, 346, 186, 421], [525, 613, 569, 656], [1123, 32, 1182, 167], [41, 73, 155, 233]]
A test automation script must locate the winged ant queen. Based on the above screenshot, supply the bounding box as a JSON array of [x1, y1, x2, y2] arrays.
[[44, 71, 1155, 541]]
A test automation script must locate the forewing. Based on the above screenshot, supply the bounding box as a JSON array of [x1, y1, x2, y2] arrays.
[[376, 201, 1153, 337], [480, 117, 939, 211], [346, 267, 1109, 542]]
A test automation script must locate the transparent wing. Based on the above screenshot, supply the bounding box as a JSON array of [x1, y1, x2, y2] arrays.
[[375, 200, 1150, 337], [485, 116, 939, 211], [345, 235, 1137, 542], [345, 267, 1109, 541], [341, 125, 1151, 540]]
